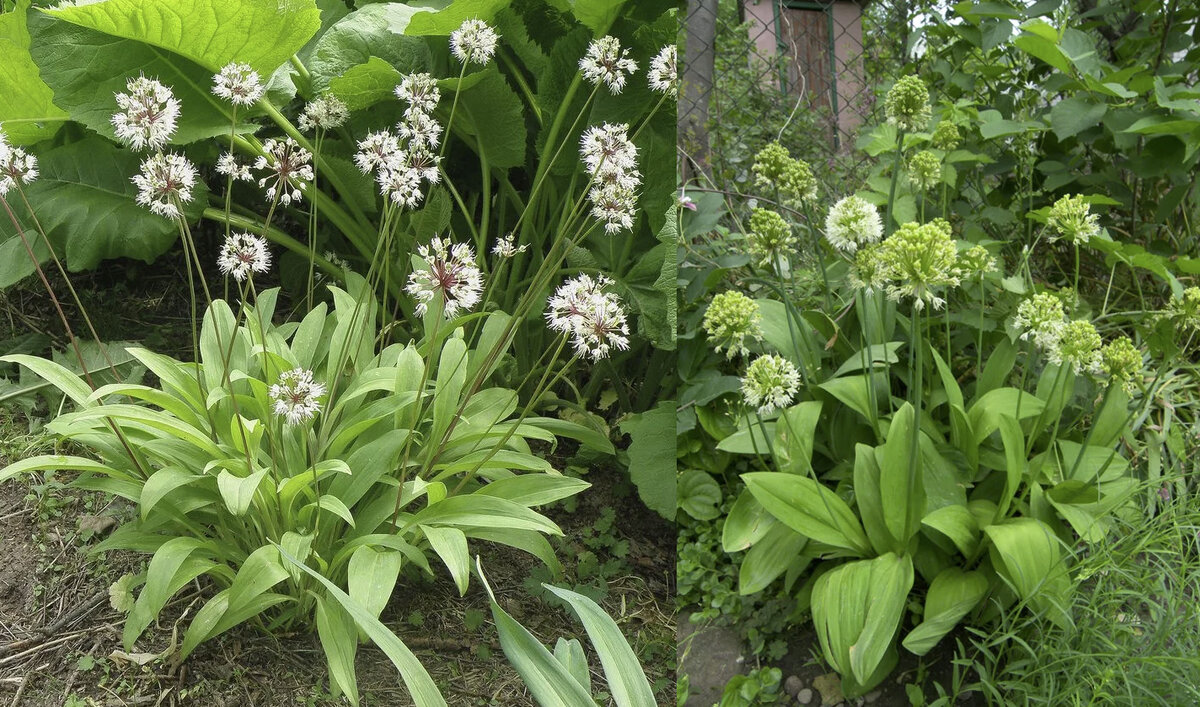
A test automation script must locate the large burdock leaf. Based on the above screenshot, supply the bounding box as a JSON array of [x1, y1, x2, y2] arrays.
[[42, 0, 320, 74], [811, 553, 914, 696], [0, 136, 207, 288], [0, 1, 68, 145], [308, 3, 430, 95], [27, 13, 249, 145]]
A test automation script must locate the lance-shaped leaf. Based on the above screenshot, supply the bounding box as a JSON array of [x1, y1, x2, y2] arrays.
[[902, 568, 987, 655], [742, 472, 872, 556]]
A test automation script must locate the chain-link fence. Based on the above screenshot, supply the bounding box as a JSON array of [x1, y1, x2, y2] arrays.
[[681, 0, 911, 193]]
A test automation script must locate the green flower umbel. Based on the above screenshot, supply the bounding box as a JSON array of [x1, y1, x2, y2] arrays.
[[741, 354, 801, 415], [1014, 292, 1067, 351], [1099, 336, 1142, 394], [849, 244, 888, 294], [907, 150, 942, 193], [931, 121, 960, 150], [746, 208, 796, 267], [1169, 287, 1200, 330], [879, 221, 960, 310], [825, 195, 883, 254], [1053, 319, 1102, 374], [752, 142, 818, 207], [956, 244, 996, 278], [1047, 194, 1101, 245], [885, 75, 931, 133], [703, 291, 762, 358]]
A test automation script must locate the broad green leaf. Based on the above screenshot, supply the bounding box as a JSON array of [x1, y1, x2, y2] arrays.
[[278, 545, 447, 706], [721, 489, 775, 552], [772, 401, 823, 475], [812, 553, 913, 695], [739, 523, 807, 595], [852, 443, 896, 555], [308, 3, 430, 94], [414, 495, 561, 536], [920, 505, 979, 557], [902, 568, 987, 655], [526, 416, 615, 454], [553, 639, 591, 694], [543, 584, 656, 707], [124, 537, 212, 648], [329, 56, 402, 111], [454, 68, 527, 169], [476, 475, 590, 508], [0, 137, 207, 288], [347, 545, 404, 625], [968, 387, 1045, 444], [44, 0, 320, 73], [832, 342, 904, 378], [315, 595, 360, 706], [618, 401, 675, 519], [402, 0, 509, 35], [181, 546, 289, 657], [140, 466, 204, 520], [1049, 97, 1107, 140], [742, 472, 872, 556], [27, 13, 252, 144], [996, 414, 1026, 519], [1054, 440, 1128, 484], [0, 454, 123, 484], [429, 336, 468, 456], [422, 525, 469, 595], [1013, 24, 1071, 74], [216, 467, 269, 516], [0, 0, 68, 144], [486, 586, 594, 707], [984, 518, 1072, 627], [677, 469, 721, 521], [714, 418, 774, 454], [878, 403, 921, 544], [1, 353, 95, 408], [819, 374, 882, 423]]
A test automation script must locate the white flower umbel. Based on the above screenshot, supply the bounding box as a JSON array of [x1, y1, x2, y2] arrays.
[[354, 130, 402, 175], [377, 167, 424, 209], [648, 45, 677, 95], [492, 233, 529, 258], [546, 274, 612, 334], [217, 232, 272, 281], [589, 183, 638, 234], [398, 146, 442, 185], [571, 290, 630, 361], [270, 368, 326, 426], [397, 110, 442, 151], [112, 75, 180, 151], [132, 152, 196, 219], [215, 152, 253, 182], [825, 195, 883, 254], [741, 354, 800, 415], [545, 274, 629, 361], [450, 18, 499, 66], [211, 62, 264, 106], [299, 94, 349, 132], [580, 123, 641, 235], [254, 138, 314, 206], [406, 236, 483, 317], [579, 36, 638, 94], [0, 136, 38, 196], [395, 73, 441, 115]]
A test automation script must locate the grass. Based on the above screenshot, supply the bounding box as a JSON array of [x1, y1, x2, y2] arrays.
[[957, 482, 1200, 707]]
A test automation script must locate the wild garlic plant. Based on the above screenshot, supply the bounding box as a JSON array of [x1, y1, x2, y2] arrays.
[[0, 11, 673, 706], [682, 75, 1176, 697]]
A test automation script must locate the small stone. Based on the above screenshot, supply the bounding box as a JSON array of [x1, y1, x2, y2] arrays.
[[797, 688, 814, 705], [865, 690, 882, 703], [785, 676, 804, 697], [78, 514, 116, 537], [813, 673, 844, 706]]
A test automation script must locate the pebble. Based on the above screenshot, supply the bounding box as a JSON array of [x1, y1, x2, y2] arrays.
[[865, 690, 882, 703], [797, 688, 814, 705], [785, 676, 803, 697]]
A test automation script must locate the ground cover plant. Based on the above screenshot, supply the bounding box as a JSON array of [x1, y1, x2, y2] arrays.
[[0, 0, 677, 703], [678, 12, 1200, 696]]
